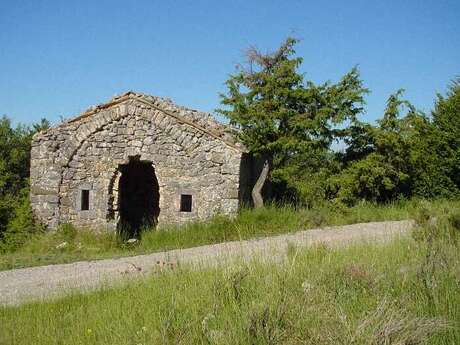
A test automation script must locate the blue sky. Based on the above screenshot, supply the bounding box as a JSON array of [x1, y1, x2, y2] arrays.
[[0, 0, 459, 126]]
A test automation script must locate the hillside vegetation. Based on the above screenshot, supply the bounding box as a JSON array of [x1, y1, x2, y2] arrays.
[[1, 206, 459, 345]]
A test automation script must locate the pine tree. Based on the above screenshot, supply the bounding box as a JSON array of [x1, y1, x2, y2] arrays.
[[219, 37, 367, 206]]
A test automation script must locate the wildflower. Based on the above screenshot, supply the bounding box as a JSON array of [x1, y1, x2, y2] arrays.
[[201, 313, 215, 334], [208, 330, 225, 343], [55, 241, 68, 249], [302, 280, 313, 293], [136, 326, 148, 335]]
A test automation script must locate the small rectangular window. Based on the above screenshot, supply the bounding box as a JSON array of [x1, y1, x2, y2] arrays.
[[180, 194, 192, 212], [81, 189, 90, 211]]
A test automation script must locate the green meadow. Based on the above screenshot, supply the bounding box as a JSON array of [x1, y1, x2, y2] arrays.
[[1, 204, 459, 345]]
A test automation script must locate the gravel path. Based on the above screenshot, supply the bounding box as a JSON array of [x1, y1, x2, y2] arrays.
[[0, 220, 413, 306]]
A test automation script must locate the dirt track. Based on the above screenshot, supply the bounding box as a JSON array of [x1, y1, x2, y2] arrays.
[[0, 220, 413, 306]]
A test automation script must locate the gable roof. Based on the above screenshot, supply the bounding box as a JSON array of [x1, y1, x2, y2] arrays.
[[48, 91, 244, 152]]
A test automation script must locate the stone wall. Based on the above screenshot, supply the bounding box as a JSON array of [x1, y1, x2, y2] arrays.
[[30, 92, 245, 230]]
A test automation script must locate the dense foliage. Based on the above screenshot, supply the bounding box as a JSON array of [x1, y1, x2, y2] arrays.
[[220, 37, 460, 207], [218, 38, 368, 206], [0, 116, 49, 251]]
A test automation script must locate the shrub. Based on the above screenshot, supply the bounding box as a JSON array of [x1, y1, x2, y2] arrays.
[[356, 300, 452, 345], [0, 193, 43, 252], [57, 223, 78, 242]]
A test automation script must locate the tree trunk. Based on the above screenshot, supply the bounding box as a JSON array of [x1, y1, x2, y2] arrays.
[[252, 158, 270, 208]]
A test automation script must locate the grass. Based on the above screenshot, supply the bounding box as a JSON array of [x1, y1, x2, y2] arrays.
[[1, 198, 459, 271], [1, 206, 459, 345]]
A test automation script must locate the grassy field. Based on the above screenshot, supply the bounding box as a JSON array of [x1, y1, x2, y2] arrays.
[[1, 207, 459, 345], [1, 199, 459, 271]]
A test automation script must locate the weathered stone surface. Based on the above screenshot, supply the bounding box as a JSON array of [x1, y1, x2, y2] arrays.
[[30, 92, 249, 230]]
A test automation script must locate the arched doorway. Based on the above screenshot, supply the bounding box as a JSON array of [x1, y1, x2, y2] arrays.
[[117, 157, 160, 238]]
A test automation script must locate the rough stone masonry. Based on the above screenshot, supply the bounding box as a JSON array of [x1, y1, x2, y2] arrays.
[[30, 92, 252, 232]]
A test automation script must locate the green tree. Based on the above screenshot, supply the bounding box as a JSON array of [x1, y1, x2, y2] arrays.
[[333, 90, 416, 204], [406, 110, 458, 198], [219, 37, 367, 207], [431, 77, 460, 190], [335, 80, 460, 204], [0, 116, 49, 245]]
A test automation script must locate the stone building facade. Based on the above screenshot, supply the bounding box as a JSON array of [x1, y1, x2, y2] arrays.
[[30, 92, 250, 232]]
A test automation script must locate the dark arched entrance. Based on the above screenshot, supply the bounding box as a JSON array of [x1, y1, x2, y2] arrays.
[[117, 158, 160, 238]]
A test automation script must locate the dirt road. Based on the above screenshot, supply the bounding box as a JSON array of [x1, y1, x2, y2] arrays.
[[0, 220, 413, 306]]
